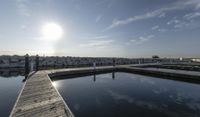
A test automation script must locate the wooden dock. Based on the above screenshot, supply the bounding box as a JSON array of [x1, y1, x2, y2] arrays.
[[10, 66, 115, 117], [10, 71, 74, 117], [119, 66, 200, 80], [10, 65, 200, 117]]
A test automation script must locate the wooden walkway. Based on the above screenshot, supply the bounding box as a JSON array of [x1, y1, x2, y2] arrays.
[[119, 66, 200, 80], [10, 65, 200, 117], [10, 71, 74, 117], [143, 67, 200, 77], [10, 66, 115, 117]]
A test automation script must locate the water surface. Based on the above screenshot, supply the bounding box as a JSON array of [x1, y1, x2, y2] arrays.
[[0, 75, 24, 116], [53, 72, 200, 117]]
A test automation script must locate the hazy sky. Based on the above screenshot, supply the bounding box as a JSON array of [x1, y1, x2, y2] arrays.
[[0, 0, 200, 57]]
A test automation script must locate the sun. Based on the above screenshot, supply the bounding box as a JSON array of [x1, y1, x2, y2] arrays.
[[42, 22, 63, 41]]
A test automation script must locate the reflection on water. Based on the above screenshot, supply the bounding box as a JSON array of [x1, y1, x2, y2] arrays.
[[54, 72, 200, 117], [0, 75, 24, 116], [0, 69, 24, 77]]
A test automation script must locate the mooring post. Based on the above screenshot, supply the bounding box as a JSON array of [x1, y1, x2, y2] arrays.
[[93, 73, 96, 82], [30, 61, 34, 72], [113, 58, 116, 67], [35, 55, 39, 71], [112, 72, 115, 80], [93, 62, 96, 72], [25, 54, 30, 75]]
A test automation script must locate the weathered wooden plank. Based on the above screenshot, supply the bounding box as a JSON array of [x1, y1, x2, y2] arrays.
[[10, 71, 74, 117]]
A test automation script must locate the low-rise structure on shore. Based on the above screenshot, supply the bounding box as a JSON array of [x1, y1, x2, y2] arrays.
[[0, 55, 186, 69]]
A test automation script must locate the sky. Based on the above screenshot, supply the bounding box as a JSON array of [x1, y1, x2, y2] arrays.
[[0, 0, 200, 58]]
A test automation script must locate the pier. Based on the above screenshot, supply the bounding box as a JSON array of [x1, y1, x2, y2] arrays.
[[120, 66, 200, 82], [10, 66, 115, 117], [10, 65, 200, 117], [10, 71, 74, 117]]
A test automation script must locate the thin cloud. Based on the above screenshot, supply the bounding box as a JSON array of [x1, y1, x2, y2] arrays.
[[158, 29, 168, 32], [129, 35, 154, 45], [183, 0, 200, 9], [167, 17, 190, 29], [152, 25, 168, 33], [104, 0, 200, 31], [158, 12, 166, 18], [94, 35, 108, 39], [95, 14, 102, 23], [20, 24, 27, 29], [184, 12, 200, 20], [79, 39, 114, 48], [83, 35, 108, 40], [167, 18, 180, 25], [16, 0, 31, 17], [104, 6, 180, 30], [152, 25, 159, 30]]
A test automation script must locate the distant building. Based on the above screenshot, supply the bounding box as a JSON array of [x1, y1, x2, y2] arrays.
[[0, 55, 182, 68], [191, 58, 200, 62]]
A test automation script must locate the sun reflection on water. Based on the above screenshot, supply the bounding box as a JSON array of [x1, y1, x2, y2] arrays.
[[52, 81, 58, 88]]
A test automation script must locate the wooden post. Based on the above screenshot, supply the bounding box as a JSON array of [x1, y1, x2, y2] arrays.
[[93, 62, 96, 72], [93, 73, 96, 82], [113, 58, 116, 67], [35, 55, 39, 71], [112, 72, 115, 80], [30, 61, 34, 72], [25, 54, 29, 75]]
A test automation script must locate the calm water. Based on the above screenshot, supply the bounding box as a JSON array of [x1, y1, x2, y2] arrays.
[[53, 72, 200, 117], [0, 75, 24, 117]]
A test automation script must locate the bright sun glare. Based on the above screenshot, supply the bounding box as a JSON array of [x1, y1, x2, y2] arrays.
[[42, 22, 63, 41], [52, 82, 58, 87]]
